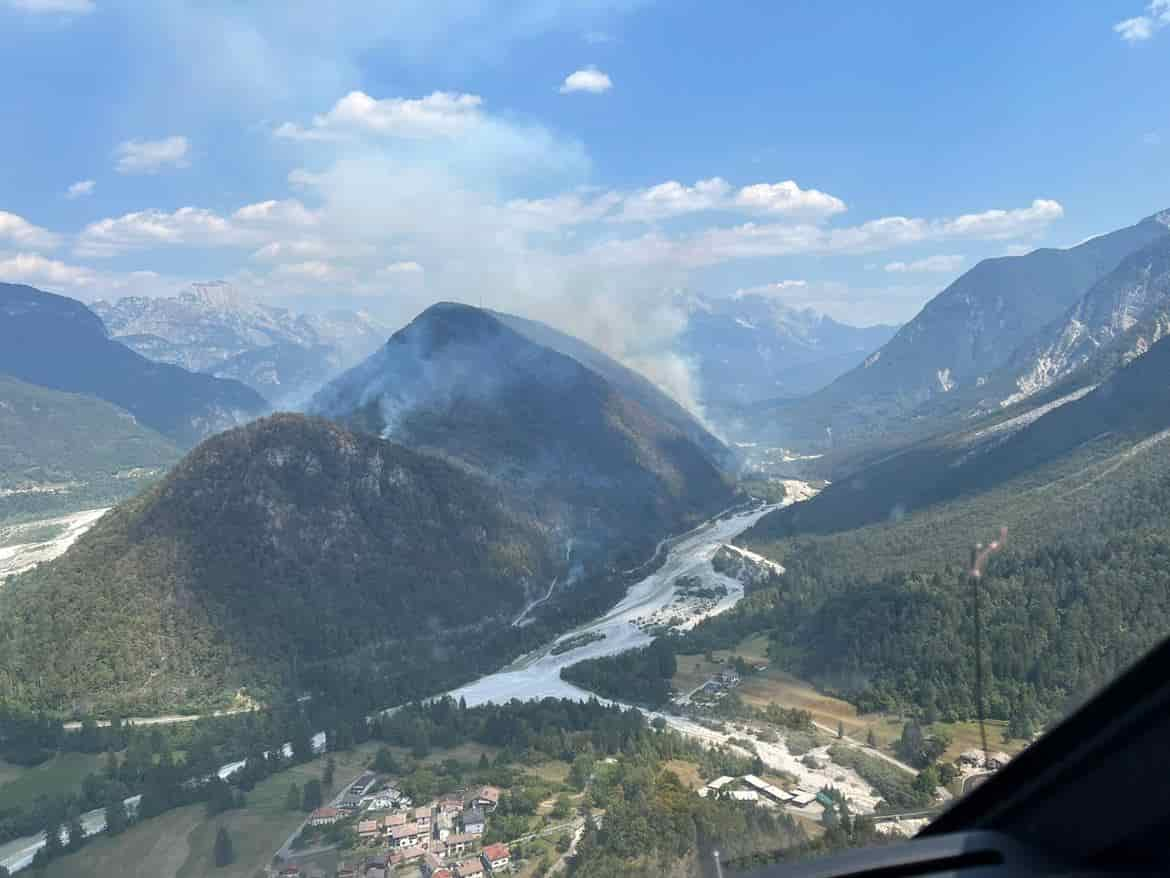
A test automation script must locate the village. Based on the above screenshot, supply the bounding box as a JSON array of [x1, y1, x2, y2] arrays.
[[277, 772, 523, 878]]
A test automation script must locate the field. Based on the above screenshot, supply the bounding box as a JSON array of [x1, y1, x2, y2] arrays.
[[674, 636, 903, 746], [673, 634, 1033, 766], [928, 720, 1027, 763], [37, 743, 381, 878], [661, 759, 704, 790], [0, 752, 106, 813]]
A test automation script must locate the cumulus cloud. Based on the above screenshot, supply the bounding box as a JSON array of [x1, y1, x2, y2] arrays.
[[0, 253, 96, 287], [1114, 0, 1170, 41], [0, 210, 60, 250], [77, 207, 239, 256], [5, 0, 94, 12], [733, 280, 809, 299], [885, 254, 965, 273], [114, 136, 191, 174], [251, 239, 330, 262], [507, 178, 847, 226], [381, 261, 424, 275], [77, 199, 319, 257], [589, 199, 1063, 269], [616, 178, 731, 222], [276, 91, 484, 141], [560, 66, 613, 94], [273, 260, 341, 280], [65, 180, 96, 200], [734, 181, 847, 219]]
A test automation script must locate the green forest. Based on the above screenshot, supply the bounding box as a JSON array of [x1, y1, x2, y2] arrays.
[[0, 415, 562, 714]]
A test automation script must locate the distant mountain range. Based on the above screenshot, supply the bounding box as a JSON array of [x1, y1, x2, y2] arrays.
[[311, 302, 736, 572], [737, 210, 1170, 455], [0, 283, 266, 447], [92, 282, 391, 407], [679, 294, 899, 406]]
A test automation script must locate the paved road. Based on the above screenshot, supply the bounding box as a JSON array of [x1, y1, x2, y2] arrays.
[[274, 768, 367, 862]]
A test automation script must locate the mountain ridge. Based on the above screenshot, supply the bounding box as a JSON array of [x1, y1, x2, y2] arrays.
[[0, 414, 560, 713], [92, 282, 391, 406], [0, 283, 266, 447], [311, 302, 736, 571]]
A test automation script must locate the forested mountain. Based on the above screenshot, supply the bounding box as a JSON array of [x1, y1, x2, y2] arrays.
[[311, 302, 736, 572], [0, 283, 266, 446], [678, 293, 899, 405], [748, 335, 1170, 539], [92, 282, 390, 406], [0, 375, 180, 521], [738, 211, 1170, 451], [0, 414, 559, 713], [712, 338, 1170, 726], [491, 309, 732, 467]]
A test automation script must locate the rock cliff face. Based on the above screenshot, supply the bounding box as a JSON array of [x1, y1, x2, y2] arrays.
[[1000, 231, 1170, 406], [0, 414, 558, 712]]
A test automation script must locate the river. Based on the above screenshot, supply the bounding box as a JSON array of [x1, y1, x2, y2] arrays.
[[0, 485, 811, 873], [450, 496, 793, 706]]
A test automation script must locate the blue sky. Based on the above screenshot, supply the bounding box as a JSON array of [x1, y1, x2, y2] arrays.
[[1, 0, 1168, 350]]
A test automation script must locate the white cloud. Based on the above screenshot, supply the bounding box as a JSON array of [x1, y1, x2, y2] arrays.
[[232, 199, 319, 227], [1114, 0, 1170, 41], [885, 254, 965, 273], [617, 178, 731, 222], [936, 199, 1063, 239], [4, 0, 94, 13], [0, 210, 60, 250], [590, 199, 1064, 269], [114, 136, 191, 174], [506, 177, 848, 226], [0, 253, 97, 288], [274, 260, 339, 280], [77, 207, 242, 257], [505, 191, 624, 227], [734, 181, 847, 219], [1002, 243, 1035, 257], [733, 280, 809, 299], [276, 91, 484, 141], [380, 261, 424, 275], [65, 179, 96, 199], [560, 67, 613, 94], [78, 200, 319, 257], [251, 239, 329, 262]]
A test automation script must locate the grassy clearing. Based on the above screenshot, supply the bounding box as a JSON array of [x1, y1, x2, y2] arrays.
[[37, 744, 381, 878], [928, 720, 1027, 763], [524, 760, 570, 786], [39, 807, 204, 878], [674, 644, 900, 741], [0, 752, 106, 812], [376, 741, 500, 768], [661, 759, 704, 790]]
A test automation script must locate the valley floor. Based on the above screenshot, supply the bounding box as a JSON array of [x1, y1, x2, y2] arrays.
[[0, 507, 109, 582]]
